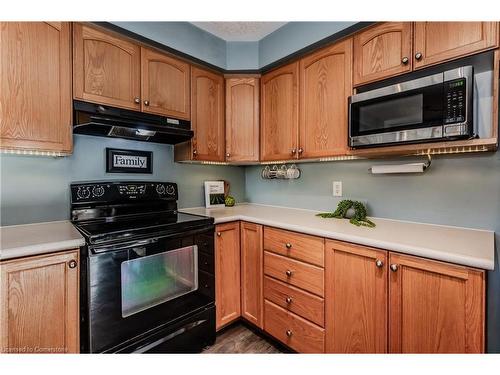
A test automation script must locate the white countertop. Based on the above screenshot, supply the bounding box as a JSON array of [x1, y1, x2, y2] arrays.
[[0, 221, 85, 261], [181, 204, 495, 270]]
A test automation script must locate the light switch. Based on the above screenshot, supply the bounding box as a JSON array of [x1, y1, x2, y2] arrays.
[[333, 181, 342, 197]]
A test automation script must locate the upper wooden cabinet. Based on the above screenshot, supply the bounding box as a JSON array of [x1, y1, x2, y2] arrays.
[[260, 62, 299, 161], [189, 66, 225, 162], [240, 222, 263, 328], [0, 22, 72, 153], [414, 22, 499, 69], [325, 240, 387, 353], [225, 77, 260, 162], [0, 250, 79, 353], [73, 23, 141, 110], [353, 22, 413, 86], [299, 39, 353, 158], [389, 253, 485, 353], [215, 222, 241, 330], [141, 47, 190, 119]]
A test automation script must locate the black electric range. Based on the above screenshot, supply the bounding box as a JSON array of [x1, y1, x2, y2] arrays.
[[71, 181, 216, 353]]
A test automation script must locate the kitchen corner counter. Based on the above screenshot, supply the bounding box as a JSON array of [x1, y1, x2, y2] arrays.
[[180, 204, 495, 270], [0, 221, 85, 261]]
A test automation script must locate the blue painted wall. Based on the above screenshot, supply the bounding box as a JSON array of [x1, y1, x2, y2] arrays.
[[258, 21, 357, 67], [245, 152, 500, 352], [112, 22, 228, 68], [226, 41, 260, 70], [0, 135, 246, 226]]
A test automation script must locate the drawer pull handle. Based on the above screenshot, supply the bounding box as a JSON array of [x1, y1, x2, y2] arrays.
[[390, 264, 399, 272], [286, 330, 293, 337], [375, 259, 384, 268], [68, 260, 78, 269], [285, 296, 293, 304], [285, 270, 293, 277], [285, 242, 292, 249]]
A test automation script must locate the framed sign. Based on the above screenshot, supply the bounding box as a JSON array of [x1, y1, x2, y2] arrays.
[[106, 148, 153, 174]]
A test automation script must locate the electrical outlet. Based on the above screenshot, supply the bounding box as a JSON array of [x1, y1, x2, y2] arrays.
[[333, 181, 342, 197]]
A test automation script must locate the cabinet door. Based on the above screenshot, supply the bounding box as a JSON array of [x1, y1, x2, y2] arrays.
[[225, 77, 260, 162], [215, 222, 241, 330], [0, 22, 72, 153], [325, 241, 387, 353], [389, 253, 485, 353], [299, 39, 352, 158], [141, 47, 190, 119], [240, 222, 263, 328], [73, 23, 141, 110], [414, 22, 499, 69], [0, 250, 79, 353], [353, 22, 412, 86], [260, 62, 299, 161], [191, 66, 225, 161]]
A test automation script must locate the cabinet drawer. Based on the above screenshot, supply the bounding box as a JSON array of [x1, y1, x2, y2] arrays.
[[264, 227, 324, 267], [264, 276, 324, 327], [264, 300, 324, 353], [264, 251, 324, 297]]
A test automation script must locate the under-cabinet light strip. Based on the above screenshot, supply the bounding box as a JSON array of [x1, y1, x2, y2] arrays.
[[0, 148, 68, 157]]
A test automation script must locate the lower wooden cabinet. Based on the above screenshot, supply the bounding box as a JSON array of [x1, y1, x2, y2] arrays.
[[0, 249, 80, 353], [215, 222, 241, 330], [325, 240, 388, 353], [389, 253, 485, 353], [240, 222, 263, 328]]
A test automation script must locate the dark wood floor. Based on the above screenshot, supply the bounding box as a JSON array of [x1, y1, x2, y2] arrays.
[[202, 324, 284, 354]]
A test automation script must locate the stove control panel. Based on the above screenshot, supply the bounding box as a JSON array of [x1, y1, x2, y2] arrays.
[[71, 181, 178, 203]]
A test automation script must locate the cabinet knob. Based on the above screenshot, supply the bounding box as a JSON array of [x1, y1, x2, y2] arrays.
[[286, 329, 293, 337], [68, 260, 78, 269], [291, 148, 297, 155], [298, 148, 303, 155], [415, 52, 423, 61], [134, 97, 140, 104], [193, 149, 198, 156], [216, 232, 221, 237], [375, 259, 384, 268], [226, 153, 230, 158], [285, 296, 293, 304], [285, 270, 293, 277], [143, 100, 150, 106], [390, 264, 399, 272], [285, 242, 292, 249], [401, 56, 409, 65]]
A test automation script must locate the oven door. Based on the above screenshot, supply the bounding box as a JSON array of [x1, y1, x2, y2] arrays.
[[84, 227, 214, 353], [349, 75, 445, 148]]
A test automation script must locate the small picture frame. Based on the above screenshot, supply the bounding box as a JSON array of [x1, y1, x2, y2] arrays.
[[106, 148, 153, 174], [204, 181, 226, 208]]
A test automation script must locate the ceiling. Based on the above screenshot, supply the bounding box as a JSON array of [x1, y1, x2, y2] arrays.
[[190, 22, 287, 41]]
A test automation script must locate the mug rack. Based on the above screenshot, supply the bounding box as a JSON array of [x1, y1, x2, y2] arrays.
[[261, 164, 301, 180]]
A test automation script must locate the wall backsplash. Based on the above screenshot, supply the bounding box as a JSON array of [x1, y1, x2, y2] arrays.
[[0, 135, 246, 226]]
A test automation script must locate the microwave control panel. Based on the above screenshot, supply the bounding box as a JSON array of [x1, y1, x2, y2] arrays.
[[444, 78, 466, 124]]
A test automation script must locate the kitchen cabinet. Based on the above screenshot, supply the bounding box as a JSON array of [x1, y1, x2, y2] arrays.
[[325, 240, 388, 353], [73, 23, 141, 111], [225, 77, 260, 162], [0, 250, 79, 353], [299, 39, 353, 158], [215, 222, 241, 330], [389, 253, 485, 353], [240, 222, 263, 328], [353, 22, 413, 86], [0, 22, 72, 153], [414, 22, 499, 69], [141, 47, 190, 119], [260, 62, 299, 161], [175, 66, 225, 162]]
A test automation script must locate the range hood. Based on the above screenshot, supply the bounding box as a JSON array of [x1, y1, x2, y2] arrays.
[[73, 100, 193, 145]]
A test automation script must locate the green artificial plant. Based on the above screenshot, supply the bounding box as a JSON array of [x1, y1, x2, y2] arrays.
[[316, 199, 376, 228]]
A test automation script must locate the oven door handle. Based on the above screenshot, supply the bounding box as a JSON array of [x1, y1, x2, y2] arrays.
[[92, 238, 159, 253]]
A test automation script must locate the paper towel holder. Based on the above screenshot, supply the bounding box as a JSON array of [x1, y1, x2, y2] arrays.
[[369, 154, 432, 174]]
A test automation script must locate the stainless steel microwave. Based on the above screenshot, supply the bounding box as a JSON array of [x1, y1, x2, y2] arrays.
[[349, 66, 474, 148]]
